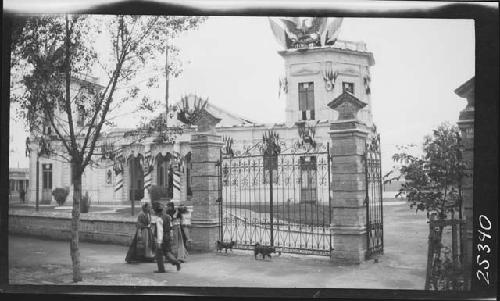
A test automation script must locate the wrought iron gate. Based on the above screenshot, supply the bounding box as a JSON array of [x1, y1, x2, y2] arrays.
[[217, 140, 332, 256], [364, 134, 384, 259]]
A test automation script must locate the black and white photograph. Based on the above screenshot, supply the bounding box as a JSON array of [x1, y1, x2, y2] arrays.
[[1, 0, 498, 299]]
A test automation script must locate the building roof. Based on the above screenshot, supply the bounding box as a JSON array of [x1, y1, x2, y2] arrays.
[[454, 77, 474, 98], [327, 91, 367, 110], [9, 168, 29, 180], [206, 102, 255, 127], [106, 99, 256, 136]]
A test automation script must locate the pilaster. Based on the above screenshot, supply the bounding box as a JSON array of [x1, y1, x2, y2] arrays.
[[455, 77, 474, 290], [328, 92, 370, 264], [188, 109, 223, 252]]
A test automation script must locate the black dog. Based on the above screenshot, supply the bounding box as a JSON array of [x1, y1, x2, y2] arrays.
[[254, 243, 281, 260], [216, 240, 235, 253]]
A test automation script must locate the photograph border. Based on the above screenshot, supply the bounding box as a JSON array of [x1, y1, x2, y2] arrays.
[[1, 1, 498, 299]]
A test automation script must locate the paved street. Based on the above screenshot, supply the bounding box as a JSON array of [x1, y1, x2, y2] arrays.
[[9, 203, 428, 289]]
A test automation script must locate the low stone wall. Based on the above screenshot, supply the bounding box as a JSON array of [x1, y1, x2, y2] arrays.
[[9, 212, 136, 246]]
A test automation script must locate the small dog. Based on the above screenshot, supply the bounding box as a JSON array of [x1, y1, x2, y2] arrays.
[[254, 243, 281, 260], [216, 240, 235, 253]]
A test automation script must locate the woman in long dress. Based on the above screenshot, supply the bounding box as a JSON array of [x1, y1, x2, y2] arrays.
[[166, 202, 188, 263], [125, 203, 155, 263]]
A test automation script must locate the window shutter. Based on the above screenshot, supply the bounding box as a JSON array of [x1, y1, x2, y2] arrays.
[[298, 91, 307, 111], [307, 83, 315, 110], [299, 82, 314, 112]]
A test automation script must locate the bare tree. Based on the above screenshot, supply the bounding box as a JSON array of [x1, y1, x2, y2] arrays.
[[10, 14, 207, 282]]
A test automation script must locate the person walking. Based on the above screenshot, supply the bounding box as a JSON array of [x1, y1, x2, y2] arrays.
[[166, 202, 189, 263], [152, 202, 181, 273]]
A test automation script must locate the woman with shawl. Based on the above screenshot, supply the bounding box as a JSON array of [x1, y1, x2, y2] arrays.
[[125, 203, 155, 263]]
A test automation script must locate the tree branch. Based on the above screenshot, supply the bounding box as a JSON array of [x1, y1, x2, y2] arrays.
[[64, 14, 78, 158]]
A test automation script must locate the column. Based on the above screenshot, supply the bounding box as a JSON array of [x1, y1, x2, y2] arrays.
[[456, 78, 474, 290], [172, 143, 181, 203], [329, 121, 369, 264], [189, 111, 222, 252], [327, 91, 371, 264], [141, 142, 154, 205]]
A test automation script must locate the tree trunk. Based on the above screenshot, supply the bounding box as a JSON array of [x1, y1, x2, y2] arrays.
[[424, 224, 434, 290], [451, 211, 459, 268], [71, 163, 82, 282]]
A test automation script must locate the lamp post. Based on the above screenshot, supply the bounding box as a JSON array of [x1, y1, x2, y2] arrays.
[[36, 156, 39, 212]]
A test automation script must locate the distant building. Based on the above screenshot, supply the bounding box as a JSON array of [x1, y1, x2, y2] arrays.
[[9, 168, 29, 202], [382, 167, 405, 199]]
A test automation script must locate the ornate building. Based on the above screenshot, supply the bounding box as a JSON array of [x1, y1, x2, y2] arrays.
[[27, 17, 378, 207]]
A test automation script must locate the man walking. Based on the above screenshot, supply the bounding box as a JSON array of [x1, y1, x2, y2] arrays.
[[153, 202, 181, 273]]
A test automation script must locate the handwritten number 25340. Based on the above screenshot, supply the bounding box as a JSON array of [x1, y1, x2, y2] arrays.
[[476, 215, 491, 285]]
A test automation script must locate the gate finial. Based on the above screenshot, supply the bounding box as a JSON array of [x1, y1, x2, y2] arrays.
[[328, 91, 367, 121]]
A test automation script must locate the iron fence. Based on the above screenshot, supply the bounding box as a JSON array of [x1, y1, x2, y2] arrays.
[[365, 135, 384, 259], [218, 143, 333, 256]]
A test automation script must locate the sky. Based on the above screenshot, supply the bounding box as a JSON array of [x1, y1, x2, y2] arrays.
[[9, 16, 475, 173]]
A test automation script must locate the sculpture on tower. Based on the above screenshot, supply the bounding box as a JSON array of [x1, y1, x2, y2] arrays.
[[269, 17, 343, 49]]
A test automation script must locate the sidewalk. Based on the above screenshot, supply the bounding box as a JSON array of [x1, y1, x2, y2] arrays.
[[9, 203, 428, 289], [9, 235, 423, 288]]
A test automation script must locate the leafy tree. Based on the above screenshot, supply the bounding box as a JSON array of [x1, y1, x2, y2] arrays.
[[388, 122, 467, 219], [388, 122, 469, 291], [9, 14, 206, 282]]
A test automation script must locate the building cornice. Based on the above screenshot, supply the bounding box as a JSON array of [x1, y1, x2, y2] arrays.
[[278, 43, 375, 66]]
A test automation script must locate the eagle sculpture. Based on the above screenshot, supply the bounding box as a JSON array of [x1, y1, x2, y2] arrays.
[[269, 17, 343, 49]]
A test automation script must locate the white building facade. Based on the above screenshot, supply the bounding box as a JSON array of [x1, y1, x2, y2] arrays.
[[28, 25, 377, 208]]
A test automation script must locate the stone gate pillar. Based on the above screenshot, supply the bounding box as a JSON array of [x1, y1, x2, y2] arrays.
[[189, 110, 223, 252], [455, 78, 474, 290], [327, 91, 370, 264]]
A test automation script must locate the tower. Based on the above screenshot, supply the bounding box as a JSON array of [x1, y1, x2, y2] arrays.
[[271, 17, 375, 126]]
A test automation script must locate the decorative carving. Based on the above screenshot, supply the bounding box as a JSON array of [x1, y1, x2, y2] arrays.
[[290, 63, 321, 76], [177, 94, 209, 126], [364, 75, 371, 95], [296, 121, 317, 149], [328, 91, 367, 121], [196, 110, 222, 133], [222, 136, 235, 157], [366, 134, 381, 154], [338, 67, 359, 76], [261, 130, 281, 156], [278, 76, 288, 97], [322, 62, 338, 91], [25, 137, 31, 157], [269, 17, 343, 49]]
